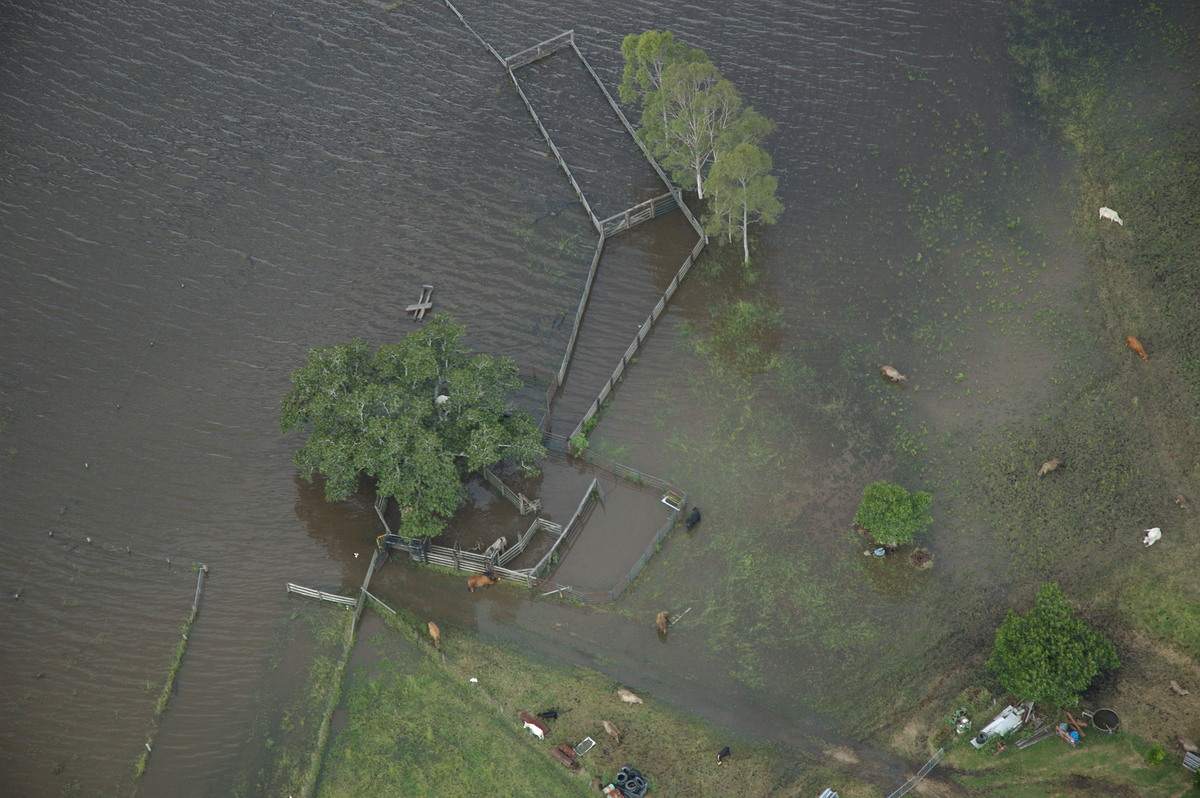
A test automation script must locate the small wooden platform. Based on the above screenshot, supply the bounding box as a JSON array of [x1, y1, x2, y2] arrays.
[[406, 285, 433, 320]]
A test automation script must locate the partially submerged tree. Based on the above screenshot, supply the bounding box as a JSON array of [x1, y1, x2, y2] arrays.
[[280, 314, 545, 538], [987, 583, 1119, 707], [852, 481, 932, 548], [621, 29, 781, 252], [703, 142, 783, 263]]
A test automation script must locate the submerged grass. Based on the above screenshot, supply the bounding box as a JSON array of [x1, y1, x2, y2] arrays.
[[622, 0, 1200, 765], [232, 605, 352, 798]]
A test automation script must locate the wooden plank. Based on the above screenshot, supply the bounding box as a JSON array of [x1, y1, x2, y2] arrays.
[[406, 286, 434, 319]]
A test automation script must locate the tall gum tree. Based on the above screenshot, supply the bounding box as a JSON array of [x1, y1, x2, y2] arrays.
[[703, 142, 783, 263], [279, 314, 545, 538], [618, 30, 709, 107], [643, 61, 744, 198]]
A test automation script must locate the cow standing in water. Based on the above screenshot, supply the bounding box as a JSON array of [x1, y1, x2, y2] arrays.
[[656, 611, 669, 637]]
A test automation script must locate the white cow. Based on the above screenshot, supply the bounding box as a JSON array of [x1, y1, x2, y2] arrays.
[[1099, 207, 1123, 225], [1143, 527, 1162, 546], [483, 536, 508, 560]]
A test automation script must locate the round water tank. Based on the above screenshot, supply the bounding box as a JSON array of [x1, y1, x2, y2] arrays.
[[1091, 708, 1120, 733]]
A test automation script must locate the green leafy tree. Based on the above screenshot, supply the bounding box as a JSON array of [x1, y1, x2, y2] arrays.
[[987, 583, 1119, 707], [618, 30, 708, 107], [703, 142, 783, 263], [280, 314, 545, 538], [643, 61, 766, 199], [852, 481, 932, 548]]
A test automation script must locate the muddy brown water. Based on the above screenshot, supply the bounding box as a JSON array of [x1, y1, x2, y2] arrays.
[[0, 0, 1122, 793]]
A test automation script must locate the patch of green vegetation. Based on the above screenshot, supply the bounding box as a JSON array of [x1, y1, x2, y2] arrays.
[[692, 298, 782, 377], [1116, 571, 1200, 662], [944, 731, 1193, 797]]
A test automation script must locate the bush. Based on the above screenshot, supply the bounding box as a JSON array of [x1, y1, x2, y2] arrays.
[[852, 481, 932, 548], [988, 584, 1119, 707], [1144, 743, 1166, 767]]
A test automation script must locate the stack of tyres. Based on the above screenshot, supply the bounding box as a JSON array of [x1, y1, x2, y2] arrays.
[[613, 765, 649, 797]]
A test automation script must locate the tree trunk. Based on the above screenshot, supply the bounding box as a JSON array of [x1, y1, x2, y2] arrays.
[[695, 169, 704, 199], [741, 203, 749, 263]]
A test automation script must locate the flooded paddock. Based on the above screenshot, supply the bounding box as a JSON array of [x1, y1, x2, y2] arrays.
[[0, 0, 1138, 793]]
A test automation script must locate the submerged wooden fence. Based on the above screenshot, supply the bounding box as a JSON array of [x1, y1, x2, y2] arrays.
[[439, 5, 709, 430], [481, 466, 541, 515], [567, 232, 707, 441], [336, 4, 698, 604], [286, 583, 358, 607]]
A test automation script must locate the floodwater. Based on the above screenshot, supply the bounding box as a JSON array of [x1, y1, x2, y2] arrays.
[[0, 0, 1091, 793]]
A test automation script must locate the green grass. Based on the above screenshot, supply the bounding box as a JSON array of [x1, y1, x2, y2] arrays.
[[944, 731, 1195, 797], [316, 609, 879, 798]]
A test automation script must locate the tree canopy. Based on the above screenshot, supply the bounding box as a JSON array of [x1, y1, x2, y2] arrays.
[[620, 29, 781, 260], [852, 480, 932, 548], [704, 142, 783, 263], [279, 314, 545, 538], [987, 583, 1119, 707], [618, 30, 708, 107]]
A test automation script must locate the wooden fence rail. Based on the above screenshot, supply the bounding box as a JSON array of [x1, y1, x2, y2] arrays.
[[570, 40, 706, 238], [286, 583, 358, 607], [557, 235, 606, 386], [505, 30, 575, 70], [600, 192, 679, 236], [480, 466, 541, 515], [568, 233, 707, 440]]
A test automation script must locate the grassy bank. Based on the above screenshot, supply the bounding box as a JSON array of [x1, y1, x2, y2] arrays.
[[315, 607, 876, 797], [943, 731, 1195, 797]]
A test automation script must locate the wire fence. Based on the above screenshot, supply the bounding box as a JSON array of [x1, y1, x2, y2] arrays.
[[883, 747, 945, 798]]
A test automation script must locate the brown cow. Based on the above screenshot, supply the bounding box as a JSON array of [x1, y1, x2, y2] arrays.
[[467, 572, 499, 593], [656, 611, 669, 636], [428, 621, 441, 650], [1126, 336, 1149, 360]]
